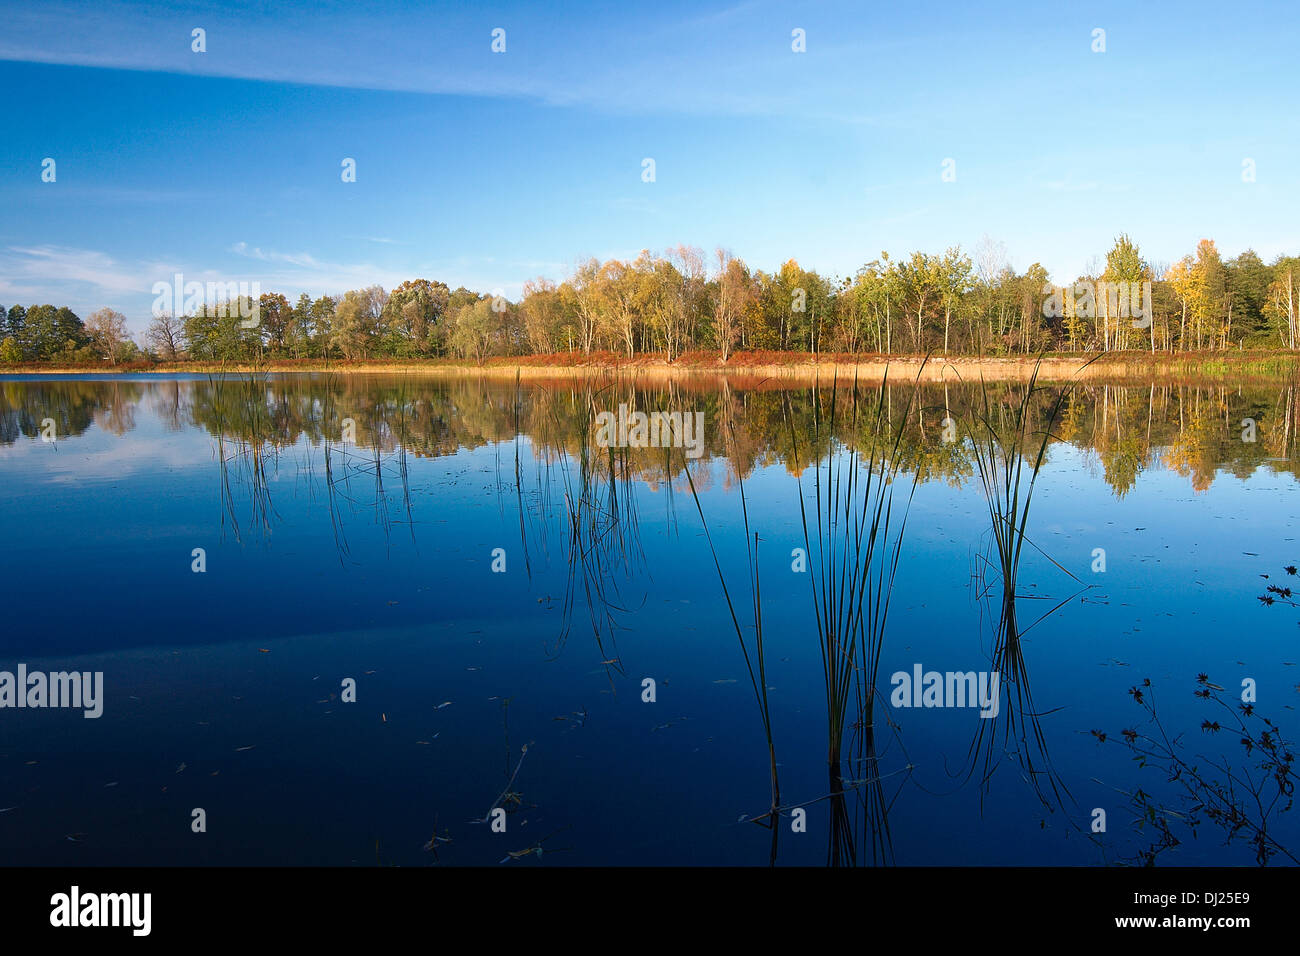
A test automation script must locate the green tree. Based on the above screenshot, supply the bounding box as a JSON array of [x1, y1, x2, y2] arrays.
[[6, 305, 26, 358], [257, 292, 293, 356], [1100, 234, 1148, 351], [310, 296, 337, 357], [1225, 250, 1272, 347], [384, 279, 451, 356], [894, 252, 943, 352], [446, 297, 496, 362], [936, 246, 973, 354]]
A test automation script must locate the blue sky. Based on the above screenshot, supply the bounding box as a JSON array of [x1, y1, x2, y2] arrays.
[[1, 0, 1298, 333]]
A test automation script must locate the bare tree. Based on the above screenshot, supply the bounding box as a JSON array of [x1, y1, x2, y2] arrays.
[[86, 307, 129, 365], [666, 244, 706, 358], [145, 312, 183, 360], [974, 234, 1009, 288], [569, 258, 602, 353]]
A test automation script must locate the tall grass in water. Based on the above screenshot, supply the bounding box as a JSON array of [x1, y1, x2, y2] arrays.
[[685, 376, 923, 864], [791, 364, 927, 769], [548, 379, 646, 668], [964, 359, 1092, 810], [317, 373, 351, 563], [682, 428, 781, 860], [210, 370, 278, 542]]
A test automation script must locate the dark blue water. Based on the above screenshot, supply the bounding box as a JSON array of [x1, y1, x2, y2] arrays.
[[1, 374, 1297, 865]]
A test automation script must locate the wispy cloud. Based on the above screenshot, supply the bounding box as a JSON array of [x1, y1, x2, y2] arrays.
[[0, 0, 891, 122], [229, 242, 324, 270], [0, 245, 144, 296]]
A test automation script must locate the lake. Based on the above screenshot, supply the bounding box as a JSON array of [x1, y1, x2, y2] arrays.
[[1, 371, 1297, 866]]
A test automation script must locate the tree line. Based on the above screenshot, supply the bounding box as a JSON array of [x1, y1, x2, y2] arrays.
[[4, 235, 1299, 364]]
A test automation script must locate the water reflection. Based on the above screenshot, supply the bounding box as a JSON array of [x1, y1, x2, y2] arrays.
[[1, 372, 1297, 866], [5, 374, 1298, 494]]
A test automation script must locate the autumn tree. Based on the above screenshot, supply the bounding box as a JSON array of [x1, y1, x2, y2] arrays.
[[568, 258, 602, 354], [712, 249, 752, 361], [1189, 239, 1227, 350], [1265, 257, 1300, 350], [446, 296, 497, 362]]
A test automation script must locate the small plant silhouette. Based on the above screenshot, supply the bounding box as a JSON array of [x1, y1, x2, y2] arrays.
[[1100, 675, 1296, 866]]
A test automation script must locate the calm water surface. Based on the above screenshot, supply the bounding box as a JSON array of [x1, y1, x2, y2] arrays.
[[1, 373, 1298, 866]]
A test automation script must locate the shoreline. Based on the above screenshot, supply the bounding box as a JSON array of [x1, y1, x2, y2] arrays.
[[2, 350, 1296, 383]]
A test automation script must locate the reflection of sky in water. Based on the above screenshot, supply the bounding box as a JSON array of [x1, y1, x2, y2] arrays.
[[0, 376, 1297, 866]]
